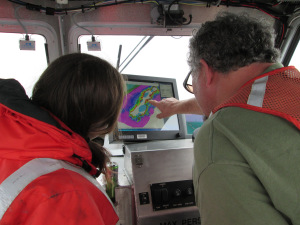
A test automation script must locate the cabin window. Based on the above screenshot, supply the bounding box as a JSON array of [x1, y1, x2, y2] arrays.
[[79, 35, 204, 135], [79, 35, 194, 101], [289, 39, 299, 70], [0, 33, 48, 97]]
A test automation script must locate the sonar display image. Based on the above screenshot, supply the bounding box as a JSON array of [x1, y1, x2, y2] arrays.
[[119, 82, 164, 130]]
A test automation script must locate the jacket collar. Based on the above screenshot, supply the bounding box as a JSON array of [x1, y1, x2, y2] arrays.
[[0, 79, 96, 173]]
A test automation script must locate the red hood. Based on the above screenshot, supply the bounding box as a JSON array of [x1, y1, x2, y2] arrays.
[[0, 103, 92, 166]]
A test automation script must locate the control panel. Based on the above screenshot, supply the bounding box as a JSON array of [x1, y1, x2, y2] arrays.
[[150, 180, 196, 211]]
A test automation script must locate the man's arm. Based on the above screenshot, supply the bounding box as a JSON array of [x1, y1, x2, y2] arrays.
[[148, 97, 203, 119]]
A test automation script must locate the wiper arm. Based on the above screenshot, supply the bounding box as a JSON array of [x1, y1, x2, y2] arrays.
[[119, 36, 154, 73]]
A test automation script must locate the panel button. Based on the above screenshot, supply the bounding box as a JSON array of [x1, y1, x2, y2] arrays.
[[139, 192, 150, 205]]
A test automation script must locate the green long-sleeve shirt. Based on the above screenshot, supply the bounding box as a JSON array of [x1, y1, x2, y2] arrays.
[[193, 106, 300, 225]]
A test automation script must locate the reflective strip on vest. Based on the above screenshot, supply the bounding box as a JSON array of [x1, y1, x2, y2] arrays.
[[247, 76, 268, 107], [0, 158, 116, 220]]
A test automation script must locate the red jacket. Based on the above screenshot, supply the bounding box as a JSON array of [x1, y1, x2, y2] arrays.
[[0, 79, 118, 225]]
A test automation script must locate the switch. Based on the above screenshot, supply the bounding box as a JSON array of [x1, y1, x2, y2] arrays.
[[153, 189, 162, 204], [161, 188, 169, 203]]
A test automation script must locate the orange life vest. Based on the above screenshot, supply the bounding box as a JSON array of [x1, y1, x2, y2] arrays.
[[213, 66, 300, 130]]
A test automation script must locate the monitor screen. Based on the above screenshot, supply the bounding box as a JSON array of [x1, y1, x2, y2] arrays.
[[110, 74, 186, 142]]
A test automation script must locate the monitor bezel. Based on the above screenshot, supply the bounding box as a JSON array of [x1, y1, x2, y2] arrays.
[[109, 74, 186, 143]]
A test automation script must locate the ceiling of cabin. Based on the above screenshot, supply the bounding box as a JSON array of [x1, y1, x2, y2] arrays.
[[8, 0, 300, 17]]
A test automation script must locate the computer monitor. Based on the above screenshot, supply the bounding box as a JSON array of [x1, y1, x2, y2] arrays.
[[110, 74, 186, 143]]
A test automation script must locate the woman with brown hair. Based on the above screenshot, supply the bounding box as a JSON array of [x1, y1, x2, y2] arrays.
[[0, 53, 124, 225]]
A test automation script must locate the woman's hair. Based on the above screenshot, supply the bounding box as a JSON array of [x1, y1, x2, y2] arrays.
[[188, 12, 280, 74], [31, 53, 125, 173]]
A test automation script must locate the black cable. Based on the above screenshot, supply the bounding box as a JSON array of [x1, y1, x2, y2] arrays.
[[7, 0, 113, 14], [166, 0, 192, 26], [215, 0, 291, 47], [167, 0, 180, 25], [182, 14, 192, 25], [7, 0, 26, 5]]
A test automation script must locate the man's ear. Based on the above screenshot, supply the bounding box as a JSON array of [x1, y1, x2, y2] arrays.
[[200, 59, 214, 87]]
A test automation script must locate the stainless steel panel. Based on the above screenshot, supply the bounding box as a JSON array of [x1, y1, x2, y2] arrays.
[[124, 139, 200, 225]]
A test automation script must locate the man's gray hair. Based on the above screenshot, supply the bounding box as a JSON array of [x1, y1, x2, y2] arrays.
[[188, 12, 280, 74]]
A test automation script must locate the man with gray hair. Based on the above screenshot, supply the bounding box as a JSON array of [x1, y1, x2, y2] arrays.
[[150, 12, 300, 225]]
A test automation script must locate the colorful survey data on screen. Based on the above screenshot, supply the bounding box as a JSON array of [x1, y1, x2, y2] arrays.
[[119, 81, 178, 131]]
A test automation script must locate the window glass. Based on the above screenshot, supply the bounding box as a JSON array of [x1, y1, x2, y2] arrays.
[[0, 33, 48, 97], [80, 35, 204, 135], [289, 39, 300, 70], [79, 35, 194, 101]]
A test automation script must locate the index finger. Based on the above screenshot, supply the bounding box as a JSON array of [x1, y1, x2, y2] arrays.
[[148, 99, 159, 106]]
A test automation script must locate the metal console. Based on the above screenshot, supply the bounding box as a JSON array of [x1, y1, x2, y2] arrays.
[[123, 139, 200, 225]]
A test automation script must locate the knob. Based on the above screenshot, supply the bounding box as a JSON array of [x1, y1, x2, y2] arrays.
[[186, 187, 194, 196], [173, 188, 182, 197]]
